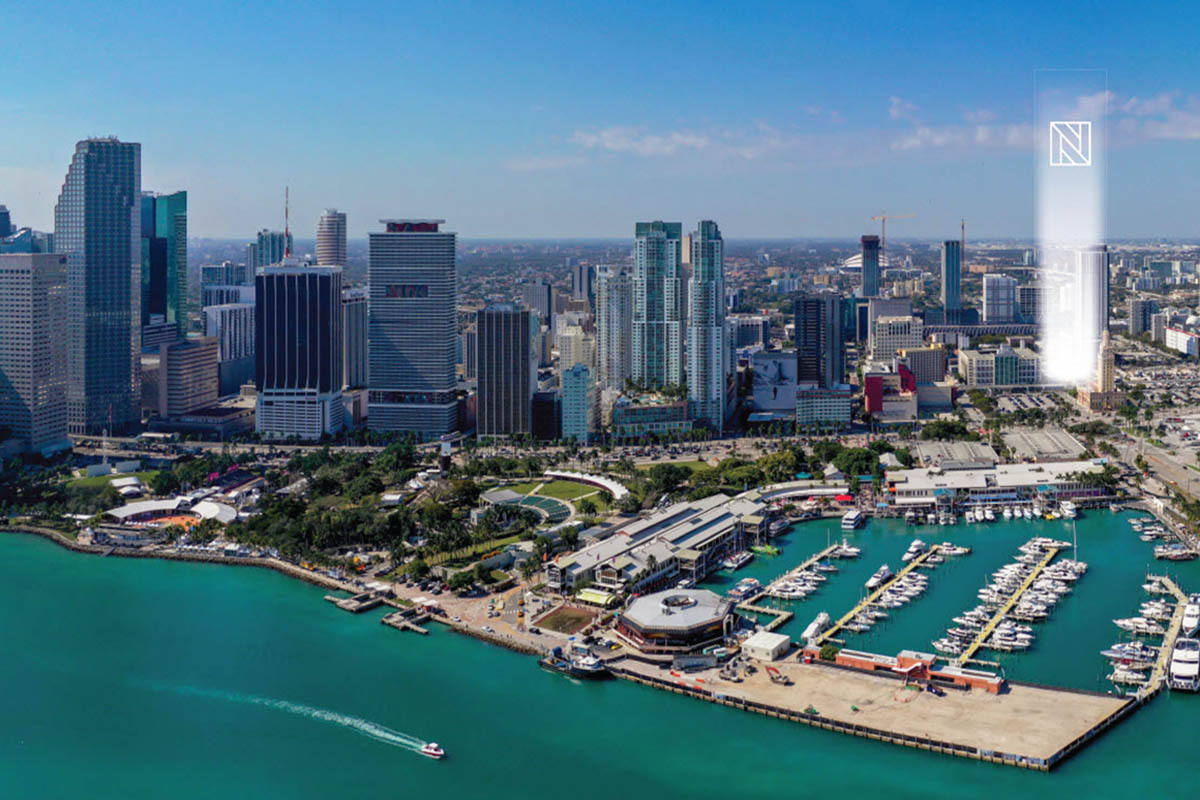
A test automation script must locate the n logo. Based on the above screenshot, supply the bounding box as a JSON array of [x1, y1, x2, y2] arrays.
[[1049, 121, 1091, 166]]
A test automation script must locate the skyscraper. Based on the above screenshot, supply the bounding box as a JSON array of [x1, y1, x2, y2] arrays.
[[1128, 298, 1157, 337], [255, 265, 344, 438], [0, 205, 11, 238], [595, 265, 633, 388], [367, 219, 457, 436], [461, 321, 478, 380], [157, 337, 218, 418], [0, 253, 69, 454], [254, 229, 292, 267], [793, 292, 844, 389], [561, 362, 595, 444], [521, 279, 553, 327], [687, 220, 726, 430], [55, 137, 142, 434], [982, 274, 1018, 323], [140, 190, 187, 346], [860, 235, 881, 297], [632, 221, 683, 388], [203, 302, 255, 396], [341, 287, 368, 389], [317, 208, 347, 266], [477, 303, 534, 436], [940, 240, 962, 323], [571, 262, 594, 304]]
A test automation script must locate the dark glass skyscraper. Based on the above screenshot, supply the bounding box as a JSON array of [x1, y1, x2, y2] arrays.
[[55, 137, 141, 434], [477, 303, 534, 436], [860, 235, 880, 297], [940, 239, 962, 324], [794, 292, 844, 389], [140, 190, 187, 345]]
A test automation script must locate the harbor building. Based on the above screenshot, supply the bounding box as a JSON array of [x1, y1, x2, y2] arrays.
[[609, 395, 691, 440], [886, 459, 1108, 509], [794, 291, 844, 389], [255, 265, 344, 439], [794, 383, 852, 429], [367, 220, 457, 437], [616, 589, 738, 654], [870, 315, 923, 360], [140, 190, 187, 348], [1077, 331, 1124, 411], [0, 253, 70, 455], [341, 287, 368, 389], [957, 345, 1040, 386]]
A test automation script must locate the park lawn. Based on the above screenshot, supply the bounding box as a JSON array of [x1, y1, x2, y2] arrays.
[[534, 480, 596, 501], [573, 491, 610, 512], [635, 460, 709, 474], [66, 470, 163, 493], [427, 534, 523, 568], [535, 605, 596, 635], [504, 482, 541, 495]]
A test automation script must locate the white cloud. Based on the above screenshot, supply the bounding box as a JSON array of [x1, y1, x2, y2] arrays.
[[504, 155, 586, 171], [571, 126, 711, 157], [963, 108, 996, 124], [889, 96, 919, 121], [1120, 92, 1176, 116]]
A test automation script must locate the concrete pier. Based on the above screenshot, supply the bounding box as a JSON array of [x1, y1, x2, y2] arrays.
[[956, 546, 1061, 665], [817, 545, 943, 646]]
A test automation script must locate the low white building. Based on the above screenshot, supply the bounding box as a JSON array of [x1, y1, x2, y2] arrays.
[[742, 630, 791, 661]]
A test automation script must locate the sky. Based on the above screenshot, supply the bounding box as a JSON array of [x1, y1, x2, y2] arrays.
[[3, 0, 1199, 240]]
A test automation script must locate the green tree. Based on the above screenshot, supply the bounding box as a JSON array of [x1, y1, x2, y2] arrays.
[[447, 571, 474, 592], [576, 497, 597, 516], [148, 470, 180, 496], [408, 558, 430, 579]]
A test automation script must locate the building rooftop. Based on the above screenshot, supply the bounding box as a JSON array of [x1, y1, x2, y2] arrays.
[[622, 589, 732, 631]]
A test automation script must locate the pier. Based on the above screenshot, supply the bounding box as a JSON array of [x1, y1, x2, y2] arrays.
[[955, 547, 1061, 665], [1144, 574, 1188, 693], [816, 546, 942, 645], [324, 591, 386, 613], [762, 543, 841, 600], [736, 603, 793, 631], [382, 609, 430, 634]]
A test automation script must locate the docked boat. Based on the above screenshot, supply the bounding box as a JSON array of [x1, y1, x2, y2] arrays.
[[1114, 617, 1166, 636], [904, 510, 918, 525], [834, 539, 861, 558], [938, 542, 971, 556], [726, 578, 763, 602], [1169, 638, 1200, 692], [539, 648, 611, 680], [1185, 595, 1200, 636], [984, 507, 996, 522], [1154, 543, 1198, 561], [723, 551, 754, 570], [841, 510, 865, 530], [420, 743, 445, 759], [1110, 503, 1123, 513], [1060, 501, 1078, 520], [901, 539, 927, 562], [1108, 667, 1149, 686], [801, 612, 832, 643], [1022, 506, 1033, 520], [769, 517, 790, 536], [865, 564, 893, 590], [965, 508, 976, 523], [1003, 506, 1013, 520], [926, 512, 938, 525]]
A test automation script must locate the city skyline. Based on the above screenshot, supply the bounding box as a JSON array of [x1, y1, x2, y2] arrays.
[[4, 2, 1200, 239]]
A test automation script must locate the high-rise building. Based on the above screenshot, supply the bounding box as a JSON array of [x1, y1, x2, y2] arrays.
[[342, 287, 368, 389], [0, 205, 11, 238], [140, 190, 187, 346], [317, 208, 347, 266], [870, 315, 923, 359], [461, 322, 478, 380], [55, 137, 142, 435], [727, 315, 770, 349], [1128, 298, 1157, 337], [561, 362, 595, 444], [521, 279, 554, 327], [202, 284, 255, 308], [687, 220, 725, 430], [571, 262, 594, 304], [244, 242, 260, 270], [940, 240, 962, 323], [477, 303, 534, 436], [595, 265, 633, 388], [556, 325, 595, 370], [794, 292, 844, 388], [1041, 245, 1110, 382], [253, 229, 293, 267], [201, 261, 249, 287], [896, 346, 948, 384], [860, 235, 881, 297], [255, 265, 344, 439], [1017, 284, 1046, 323], [367, 220, 457, 436], [982, 274, 1018, 323], [203, 302, 256, 396], [158, 337, 218, 418], [632, 221, 684, 388], [0, 253, 69, 454]]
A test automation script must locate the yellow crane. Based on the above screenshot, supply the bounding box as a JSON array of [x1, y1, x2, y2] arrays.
[[870, 211, 915, 265]]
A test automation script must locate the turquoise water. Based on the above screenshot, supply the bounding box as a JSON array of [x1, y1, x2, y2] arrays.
[[0, 516, 1195, 799]]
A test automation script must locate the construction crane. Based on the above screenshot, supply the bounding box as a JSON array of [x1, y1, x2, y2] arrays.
[[870, 211, 915, 266]]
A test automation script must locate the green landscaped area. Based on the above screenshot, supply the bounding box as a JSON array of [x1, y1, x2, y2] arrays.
[[635, 460, 709, 474], [535, 605, 596, 635], [533, 480, 596, 501], [424, 534, 523, 569], [503, 482, 541, 495], [66, 470, 162, 492]]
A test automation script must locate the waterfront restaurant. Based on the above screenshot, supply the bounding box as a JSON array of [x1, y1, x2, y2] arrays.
[[616, 589, 738, 654], [885, 460, 1109, 510]]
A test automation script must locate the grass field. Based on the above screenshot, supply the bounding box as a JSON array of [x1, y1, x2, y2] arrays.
[[534, 480, 597, 500], [635, 460, 709, 473], [426, 534, 523, 569], [535, 605, 596, 635], [574, 491, 610, 512], [66, 470, 162, 492], [503, 482, 541, 495]]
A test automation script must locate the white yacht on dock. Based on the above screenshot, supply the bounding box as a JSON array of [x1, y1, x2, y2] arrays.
[[841, 510, 864, 530], [865, 564, 893, 590], [901, 539, 927, 562], [1169, 638, 1200, 692], [1183, 595, 1200, 637], [723, 551, 753, 570], [1060, 500, 1078, 519]]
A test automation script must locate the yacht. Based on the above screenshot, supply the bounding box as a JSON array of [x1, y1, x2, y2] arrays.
[[984, 507, 996, 522], [769, 517, 790, 536], [939, 542, 971, 556], [901, 539, 927, 563], [865, 564, 893, 590], [1060, 501, 1078, 519], [1114, 617, 1166, 636], [904, 510, 918, 525], [1107, 667, 1149, 687], [925, 512, 938, 525], [723, 551, 754, 570], [835, 540, 861, 558], [965, 508, 976, 523], [1003, 506, 1013, 520], [420, 743, 445, 759], [726, 578, 763, 602], [841, 510, 865, 530], [1169, 638, 1200, 692], [1184, 595, 1200, 636], [1022, 506, 1033, 520]]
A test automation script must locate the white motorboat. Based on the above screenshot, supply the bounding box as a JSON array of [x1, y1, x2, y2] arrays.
[[723, 551, 753, 570], [841, 510, 865, 530], [1060, 501, 1078, 519], [984, 507, 995, 522], [1169, 638, 1200, 691], [1022, 507, 1033, 520], [1003, 506, 1013, 520], [901, 539, 927, 562], [420, 743, 445, 759], [965, 509, 976, 523], [1185, 595, 1200, 636], [1108, 667, 1148, 686], [865, 564, 893, 590]]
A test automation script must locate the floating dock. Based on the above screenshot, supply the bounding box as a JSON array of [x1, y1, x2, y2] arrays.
[[761, 543, 841, 600], [955, 546, 1060, 665], [736, 603, 793, 631], [1144, 574, 1187, 694], [816, 545, 942, 645], [324, 591, 386, 613], [382, 609, 430, 634]]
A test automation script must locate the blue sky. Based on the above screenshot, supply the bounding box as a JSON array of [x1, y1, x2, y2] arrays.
[[4, 0, 1199, 239]]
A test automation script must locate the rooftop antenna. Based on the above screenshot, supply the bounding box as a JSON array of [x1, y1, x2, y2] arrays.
[[284, 186, 291, 258]]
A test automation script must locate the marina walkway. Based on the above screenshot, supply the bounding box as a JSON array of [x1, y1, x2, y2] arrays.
[[1146, 574, 1188, 693], [736, 603, 793, 631], [763, 543, 841, 599], [816, 546, 942, 645], [955, 547, 1060, 665]]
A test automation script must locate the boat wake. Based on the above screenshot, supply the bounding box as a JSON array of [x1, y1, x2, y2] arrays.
[[164, 685, 429, 753]]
